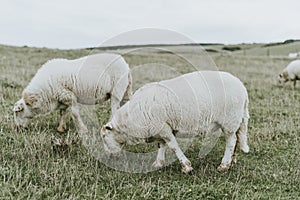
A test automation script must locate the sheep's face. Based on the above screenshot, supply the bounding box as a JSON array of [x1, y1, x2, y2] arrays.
[[278, 71, 288, 85], [13, 99, 34, 127], [278, 73, 285, 84], [100, 123, 123, 156], [13, 93, 43, 127]]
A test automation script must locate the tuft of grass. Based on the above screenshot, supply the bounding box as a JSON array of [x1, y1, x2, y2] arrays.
[[0, 44, 299, 199]]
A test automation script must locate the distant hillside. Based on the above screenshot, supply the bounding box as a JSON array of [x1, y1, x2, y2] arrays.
[[1, 39, 300, 59], [82, 39, 300, 58], [263, 39, 300, 47], [85, 43, 225, 51], [232, 41, 300, 57]]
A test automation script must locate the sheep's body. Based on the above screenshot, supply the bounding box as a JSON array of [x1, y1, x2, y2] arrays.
[[101, 71, 249, 173], [13, 53, 132, 133], [278, 60, 300, 87]]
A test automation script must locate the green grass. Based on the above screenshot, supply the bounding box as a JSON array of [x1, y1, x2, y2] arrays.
[[0, 43, 299, 199]]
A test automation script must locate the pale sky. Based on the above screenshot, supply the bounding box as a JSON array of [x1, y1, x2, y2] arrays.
[[0, 0, 299, 49]]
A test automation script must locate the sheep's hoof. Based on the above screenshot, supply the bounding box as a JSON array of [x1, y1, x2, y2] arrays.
[[181, 165, 193, 174], [57, 126, 66, 133], [217, 163, 230, 173], [181, 160, 193, 174], [240, 145, 250, 153], [152, 160, 165, 168], [232, 156, 237, 164]]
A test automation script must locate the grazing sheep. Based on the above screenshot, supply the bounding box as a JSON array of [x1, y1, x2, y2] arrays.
[[288, 53, 299, 59], [101, 71, 249, 173], [13, 53, 132, 134], [278, 60, 300, 88]]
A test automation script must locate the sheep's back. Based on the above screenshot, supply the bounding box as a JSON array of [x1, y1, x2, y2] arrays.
[[24, 54, 129, 101], [286, 60, 300, 77]]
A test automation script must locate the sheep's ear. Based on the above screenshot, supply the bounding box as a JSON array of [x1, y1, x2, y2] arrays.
[[13, 102, 24, 112], [102, 124, 113, 132], [105, 124, 113, 131], [23, 93, 37, 106], [279, 73, 282, 78]]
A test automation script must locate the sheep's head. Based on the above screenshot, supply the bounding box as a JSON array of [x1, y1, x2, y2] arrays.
[[13, 93, 38, 127], [13, 99, 32, 127], [100, 123, 123, 157], [278, 71, 288, 85]]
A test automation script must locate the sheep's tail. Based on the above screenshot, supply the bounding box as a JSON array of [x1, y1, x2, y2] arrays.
[[237, 93, 250, 153], [120, 71, 132, 106]]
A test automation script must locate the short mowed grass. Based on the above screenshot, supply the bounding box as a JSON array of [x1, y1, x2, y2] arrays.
[[0, 44, 299, 199]]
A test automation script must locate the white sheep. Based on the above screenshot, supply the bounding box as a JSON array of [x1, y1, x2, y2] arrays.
[[101, 71, 249, 173], [278, 60, 300, 88], [288, 53, 298, 59], [13, 53, 132, 134]]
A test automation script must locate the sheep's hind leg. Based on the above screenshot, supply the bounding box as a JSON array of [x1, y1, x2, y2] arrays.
[[237, 120, 250, 153], [217, 131, 237, 172], [152, 143, 166, 168]]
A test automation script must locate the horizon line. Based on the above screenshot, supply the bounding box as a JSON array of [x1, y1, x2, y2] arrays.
[[1, 39, 299, 51]]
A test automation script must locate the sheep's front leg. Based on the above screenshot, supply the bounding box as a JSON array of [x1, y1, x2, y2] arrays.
[[58, 89, 88, 134], [71, 105, 88, 134], [152, 143, 166, 168], [57, 109, 67, 133], [293, 79, 297, 88], [163, 133, 193, 173], [110, 96, 121, 115], [217, 132, 237, 172]]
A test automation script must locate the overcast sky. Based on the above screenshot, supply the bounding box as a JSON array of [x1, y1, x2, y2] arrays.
[[0, 0, 299, 49]]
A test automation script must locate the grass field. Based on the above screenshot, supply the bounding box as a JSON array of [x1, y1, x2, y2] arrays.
[[0, 42, 299, 199]]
